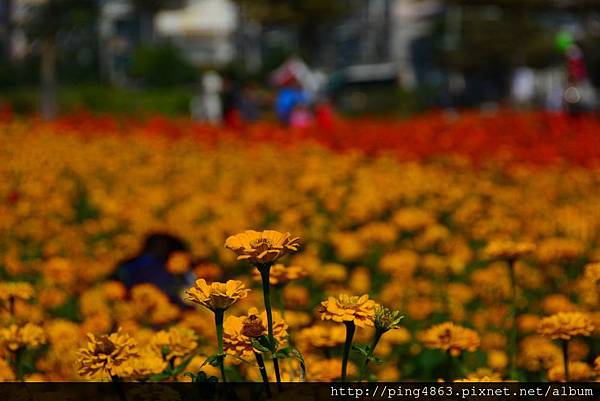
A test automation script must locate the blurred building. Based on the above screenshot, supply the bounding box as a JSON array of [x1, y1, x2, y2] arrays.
[[156, 0, 237, 66], [99, 0, 236, 84]]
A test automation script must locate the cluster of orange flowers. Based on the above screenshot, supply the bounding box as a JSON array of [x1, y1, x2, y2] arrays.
[[0, 116, 599, 383]]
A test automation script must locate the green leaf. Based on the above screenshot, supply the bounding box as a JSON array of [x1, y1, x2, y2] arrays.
[[352, 344, 370, 357], [200, 354, 221, 369], [251, 336, 271, 353], [370, 355, 383, 365], [171, 350, 201, 377]]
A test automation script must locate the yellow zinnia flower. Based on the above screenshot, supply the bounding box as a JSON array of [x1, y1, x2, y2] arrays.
[[0, 323, 46, 352], [484, 239, 535, 261], [120, 348, 169, 380], [77, 329, 139, 379], [150, 327, 198, 361], [0, 282, 34, 305], [537, 312, 594, 340], [419, 322, 480, 356], [319, 294, 377, 328], [223, 307, 288, 358], [225, 230, 300, 265], [185, 279, 249, 311], [547, 361, 593, 382]]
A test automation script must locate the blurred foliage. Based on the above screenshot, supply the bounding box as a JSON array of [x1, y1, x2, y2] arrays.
[[22, 0, 97, 40], [437, 5, 558, 73], [233, 0, 353, 62], [233, 0, 347, 27], [580, 36, 600, 88], [129, 44, 197, 87], [0, 85, 193, 116], [334, 83, 427, 118]]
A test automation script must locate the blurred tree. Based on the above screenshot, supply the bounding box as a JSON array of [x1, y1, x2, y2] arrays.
[[232, 0, 351, 62], [0, 0, 14, 61], [22, 0, 97, 120], [129, 44, 196, 87], [434, 1, 560, 103]]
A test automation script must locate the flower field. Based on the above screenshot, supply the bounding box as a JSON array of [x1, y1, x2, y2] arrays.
[[1, 111, 600, 383]]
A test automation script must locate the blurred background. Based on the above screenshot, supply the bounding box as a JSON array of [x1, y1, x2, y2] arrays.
[[1, 0, 600, 120]]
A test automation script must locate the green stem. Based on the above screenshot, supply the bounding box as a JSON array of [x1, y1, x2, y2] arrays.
[[110, 375, 127, 401], [341, 321, 356, 382], [259, 265, 282, 390], [508, 259, 518, 380], [8, 296, 15, 318], [562, 340, 570, 382], [358, 328, 384, 382], [254, 351, 272, 398], [214, 308, 227, 383], [12, 349, 22, 381]]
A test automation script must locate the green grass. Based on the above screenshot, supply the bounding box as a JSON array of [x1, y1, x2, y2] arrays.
[[0, 84, 194, 117]]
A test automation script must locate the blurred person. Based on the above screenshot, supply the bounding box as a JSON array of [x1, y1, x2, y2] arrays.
[[511, 66, 535, 109], [191, 71, 223, 124], [113, 233, 193, 306], [275, 81, 310, 125], [556, 32, 597, 115], [315, 97, 336, 130], [289, 102, 313, 128], [222, 77, 242, 128], [239, 81, 261, 123]]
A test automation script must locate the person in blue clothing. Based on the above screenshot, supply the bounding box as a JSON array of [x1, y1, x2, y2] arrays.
[[275, 81, 310, 125], [113, 232, 194, 307]]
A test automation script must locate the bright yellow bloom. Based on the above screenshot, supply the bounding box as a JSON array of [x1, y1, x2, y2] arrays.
[[185, 279, 249, 311], [150, 327, 197, 361], [77, 329, 138, 379], [484, 239, 535, 261], [319, 294, 377, 328], [252, 263, 307, 286], [0, 323, 47, 352], [538, 312, 594, 340], [419, 322, 480, 356], [225, 230, 300, 265], [223, 308, 288, 357], [518, 336, 562, 372]]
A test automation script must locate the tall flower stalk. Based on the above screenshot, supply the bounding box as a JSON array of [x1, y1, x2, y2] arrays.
[[185, 279, 249, 383], [254, 351, 272, 398], [538, 311, 593, 382], [561, 339, 570, 382], [484, 239, 534, 380], [507, 259, 518, 380], [319, 293, 378, 382], [214, 308, 227, 382], [341, 321, 355, 382], [225, 230, 300, 390], [358, 307, 403, 382], [258, 263, 282, 389]]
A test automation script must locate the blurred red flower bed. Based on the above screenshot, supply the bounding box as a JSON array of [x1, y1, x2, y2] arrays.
[[8, 110, 600, 167]]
